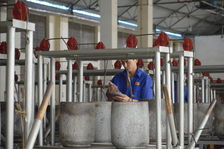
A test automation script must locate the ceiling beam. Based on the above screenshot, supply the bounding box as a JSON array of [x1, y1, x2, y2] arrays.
[[155, 5, 220, 27], [118, 2, 138, 18], [168, 7, 199, 28], [156, 5, 186, 26]]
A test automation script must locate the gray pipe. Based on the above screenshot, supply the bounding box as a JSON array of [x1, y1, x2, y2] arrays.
[[179, 54, 184, 149], [188, 57, 193, 144], [79, 61, 84, 102], [155, 51, 162, 149], [38, 55, 43, 146], [6, 26, 15, 149], [25, 30, 34, 141], [67, 60, 72, 102], [50, 58, 55, 145]]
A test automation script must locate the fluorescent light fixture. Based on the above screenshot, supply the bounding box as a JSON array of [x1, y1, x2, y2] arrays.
[[118, 20, 138, 27], [156, 29, 182, 38], [27, 0, 182, 37], [27, 0, 69, 10], [73, 9, 100, 18], [26, 0, 137, 28]]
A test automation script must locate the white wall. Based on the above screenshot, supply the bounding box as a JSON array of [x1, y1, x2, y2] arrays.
[[195, 35, 224, 78]]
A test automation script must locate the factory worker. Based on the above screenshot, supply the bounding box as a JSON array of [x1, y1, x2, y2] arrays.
[[107, 59, 153, 102]]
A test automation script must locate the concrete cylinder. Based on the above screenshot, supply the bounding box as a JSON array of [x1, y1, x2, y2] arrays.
[[95, 101, 112, 143], [174, 103, 213, 135], [214, 104, 224, 137], [60, 102, 96, 147], [111, 102, 149, 148], [148, 99, 167, 142]]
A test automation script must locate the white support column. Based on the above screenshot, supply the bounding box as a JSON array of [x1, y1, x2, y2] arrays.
[[155, 51, 161, 149], [100, 0, 117, 49], [6, 26, 15, 149], [137, 0, 153, 48], [188, 57, 193, 144], [99, 0, 117, 83], [179, 55, 185, 149], [50, 58, 55, 145], [25, 30, 34, 141]]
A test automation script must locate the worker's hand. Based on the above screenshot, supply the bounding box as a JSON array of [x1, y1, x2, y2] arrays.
[[108, 84, 119, 92], [112, 94, 131, 102]]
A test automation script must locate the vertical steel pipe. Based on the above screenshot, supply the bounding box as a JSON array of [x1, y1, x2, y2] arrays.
[[67, 60, 72, 102], [79, 61, 84, 102], [205, 78, 209, 103], [6, 26, 15, 149], [155, 51, 161, 149], [73, 76, 77, 102], [179, 54, 184, 149], [171, 73, 175, 103], [83, 81, 86, 102], [214, 90, 216, 99], [25, 30, 34, 141], [165, 53, 172, 148], [202, 78, 205, 103], [188, 57, 193, 144], [50, 58, 55, 145], [43, 62, 47, 130], [38, 55, 43, 146], [59, 74, 63, 102], [88, 83, 92, 102]]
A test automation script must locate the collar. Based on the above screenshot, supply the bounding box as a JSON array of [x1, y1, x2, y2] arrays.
[[121, 68, 142, 78]]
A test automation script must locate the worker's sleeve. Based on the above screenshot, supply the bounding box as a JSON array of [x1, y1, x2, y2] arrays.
[[141, 76, 153, 99]]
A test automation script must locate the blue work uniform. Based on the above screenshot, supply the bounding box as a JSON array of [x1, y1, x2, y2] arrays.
[[112, 68, 153, 100]]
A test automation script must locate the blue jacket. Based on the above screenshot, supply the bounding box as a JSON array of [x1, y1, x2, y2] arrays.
[[112, 68, 153, 100]]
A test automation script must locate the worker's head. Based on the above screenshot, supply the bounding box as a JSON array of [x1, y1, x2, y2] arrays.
[[121, 59, 138, 73]]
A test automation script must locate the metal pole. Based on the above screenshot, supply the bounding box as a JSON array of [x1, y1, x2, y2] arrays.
[[59, 74, 63, 102], [210, 89, 213, 102], [25, 82, 54, 149], [202, 78, 205, 103], [179, 54, 184, 149], [38, 55, 43, 146], [165, 53, 172, 148], [88, 82, 92, 102], [43, 62, 47, 130], [6, 26, 15, 149], [83, 81, 86, 102], [50, 58, 55, 145], [188, 57, 193, 144], [163, 86, 178, 146], [155, 51, 161, 149], [67, 60, 72, 102], [25, 30, 34, 141], [79, 61, 84, 102], [188, 99, 217, 149], [171, 72, 175, 103], [205, 78, 209, 103], [214, 90, 216, 99], [73, 76, 77, 102]]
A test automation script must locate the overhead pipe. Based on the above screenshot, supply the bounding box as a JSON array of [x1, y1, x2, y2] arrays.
[[187, 99, 217, 149], [25, 82, 54, 149]]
